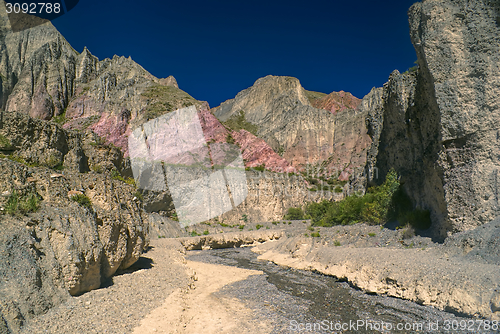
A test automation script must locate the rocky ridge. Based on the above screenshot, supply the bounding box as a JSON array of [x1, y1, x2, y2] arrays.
[[213, 75, 372, 179]]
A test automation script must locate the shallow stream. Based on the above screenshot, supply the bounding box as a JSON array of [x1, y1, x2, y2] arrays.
[[187, 247, 493, 334]]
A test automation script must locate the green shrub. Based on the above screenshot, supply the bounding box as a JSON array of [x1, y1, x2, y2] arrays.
[[6, 154, 39, 167], [311, 232, 321, 238], [4, 191, 41, 215], [203, 230, 209, 235], [252, 165, 265, 172], [308, 169, 400, 226], [241, 214, 248, 223], [283, 207, 304, 220], [272, 221, 279, 225], [226, 133, 235, 144], [334, 186, 343, 193], [256, 224, 263, 230], [190, 231, 199, 237], [91, 164, 103, 174], [223, 110, 259, 136], [368, 233, 376, 237], [170, 212, 179, 222], [133, 190, 144, 202], [52, 109, 67, 125], [334, 240, 341, 246], [0, 134, 13, 150], [239, 225, 244, 230], [307, 226, 315, 231], [70, 194, 92, 209]]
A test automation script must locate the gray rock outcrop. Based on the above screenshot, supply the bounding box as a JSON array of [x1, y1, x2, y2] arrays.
[[366, 0, 500, 239], [0, 111, 148, 333]]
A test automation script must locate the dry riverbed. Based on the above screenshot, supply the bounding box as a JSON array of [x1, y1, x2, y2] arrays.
[[18, 218, 500, 333]]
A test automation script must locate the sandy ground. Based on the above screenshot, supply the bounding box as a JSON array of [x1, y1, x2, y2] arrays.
[[132, 259, 272, 334]]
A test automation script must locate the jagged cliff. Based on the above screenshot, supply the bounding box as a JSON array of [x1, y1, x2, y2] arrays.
[[366, 0, 500, 239], [0, 3, 191, 156], [213, 75, 372, 178]]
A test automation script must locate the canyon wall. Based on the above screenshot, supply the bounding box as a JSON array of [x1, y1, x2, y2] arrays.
[[367, 0, 500, 239]]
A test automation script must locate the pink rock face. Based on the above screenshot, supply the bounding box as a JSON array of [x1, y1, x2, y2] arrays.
[[232, 130, 296, 173], [198, 106, 296, 173], [198, 106, 230, 143], [91, 109, 131, 155], [312, 91, 361, 114]]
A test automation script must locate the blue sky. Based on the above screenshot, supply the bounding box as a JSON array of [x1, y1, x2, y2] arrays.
[[52, 0, 419, 107]]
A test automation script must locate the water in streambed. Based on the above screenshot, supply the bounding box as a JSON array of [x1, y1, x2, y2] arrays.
[[187, 247, 495, 334]]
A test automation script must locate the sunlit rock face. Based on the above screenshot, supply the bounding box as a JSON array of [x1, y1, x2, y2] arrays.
[[213, 75, 372, 179], [311, 90, 361, 114], [366, 0, 500, 239]]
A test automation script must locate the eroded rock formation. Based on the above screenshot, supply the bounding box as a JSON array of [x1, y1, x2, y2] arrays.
[[366, 0, 500, 239]]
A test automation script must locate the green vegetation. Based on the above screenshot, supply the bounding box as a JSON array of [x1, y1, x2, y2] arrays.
[[1, 154, 39, 167], [91, 164, 104, 173], [190, 231, 200, 237], [283, 207, 304, 220], [311, 232, 321, 238], [287, 169, 432, 230], [306, 169, 400, 226], [141, 85, 199, 121], [223, 110, 259, 136], [256, 224, 264, 230], [333, 240, 341, 247], [226, 133, 235, 144], [239, 225, 244, 230], [52, 110, 67, 125], [3, 191, 41, 215], [304, 90, 327, 104], [203, 230, 209, 235], [307, 226, 315, 231], [241, 214, 248, 223], [133, 190, 144, 202], [111, 169, 136, 186], [43, 154, 63, 170], [368, 233, 376, 237], [70, 194, 92, 209], [272, 221, 279, 225], [334, 186, 343, 193], [0, 134, 13, 150], [170, 212, 179, 222]]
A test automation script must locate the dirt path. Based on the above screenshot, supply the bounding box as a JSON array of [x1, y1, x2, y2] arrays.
[[19, 238, 272, 334], [132, 260, 271, 334]]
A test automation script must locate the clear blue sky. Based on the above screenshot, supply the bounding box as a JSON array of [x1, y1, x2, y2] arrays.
[[51, 0, 419, 108]]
